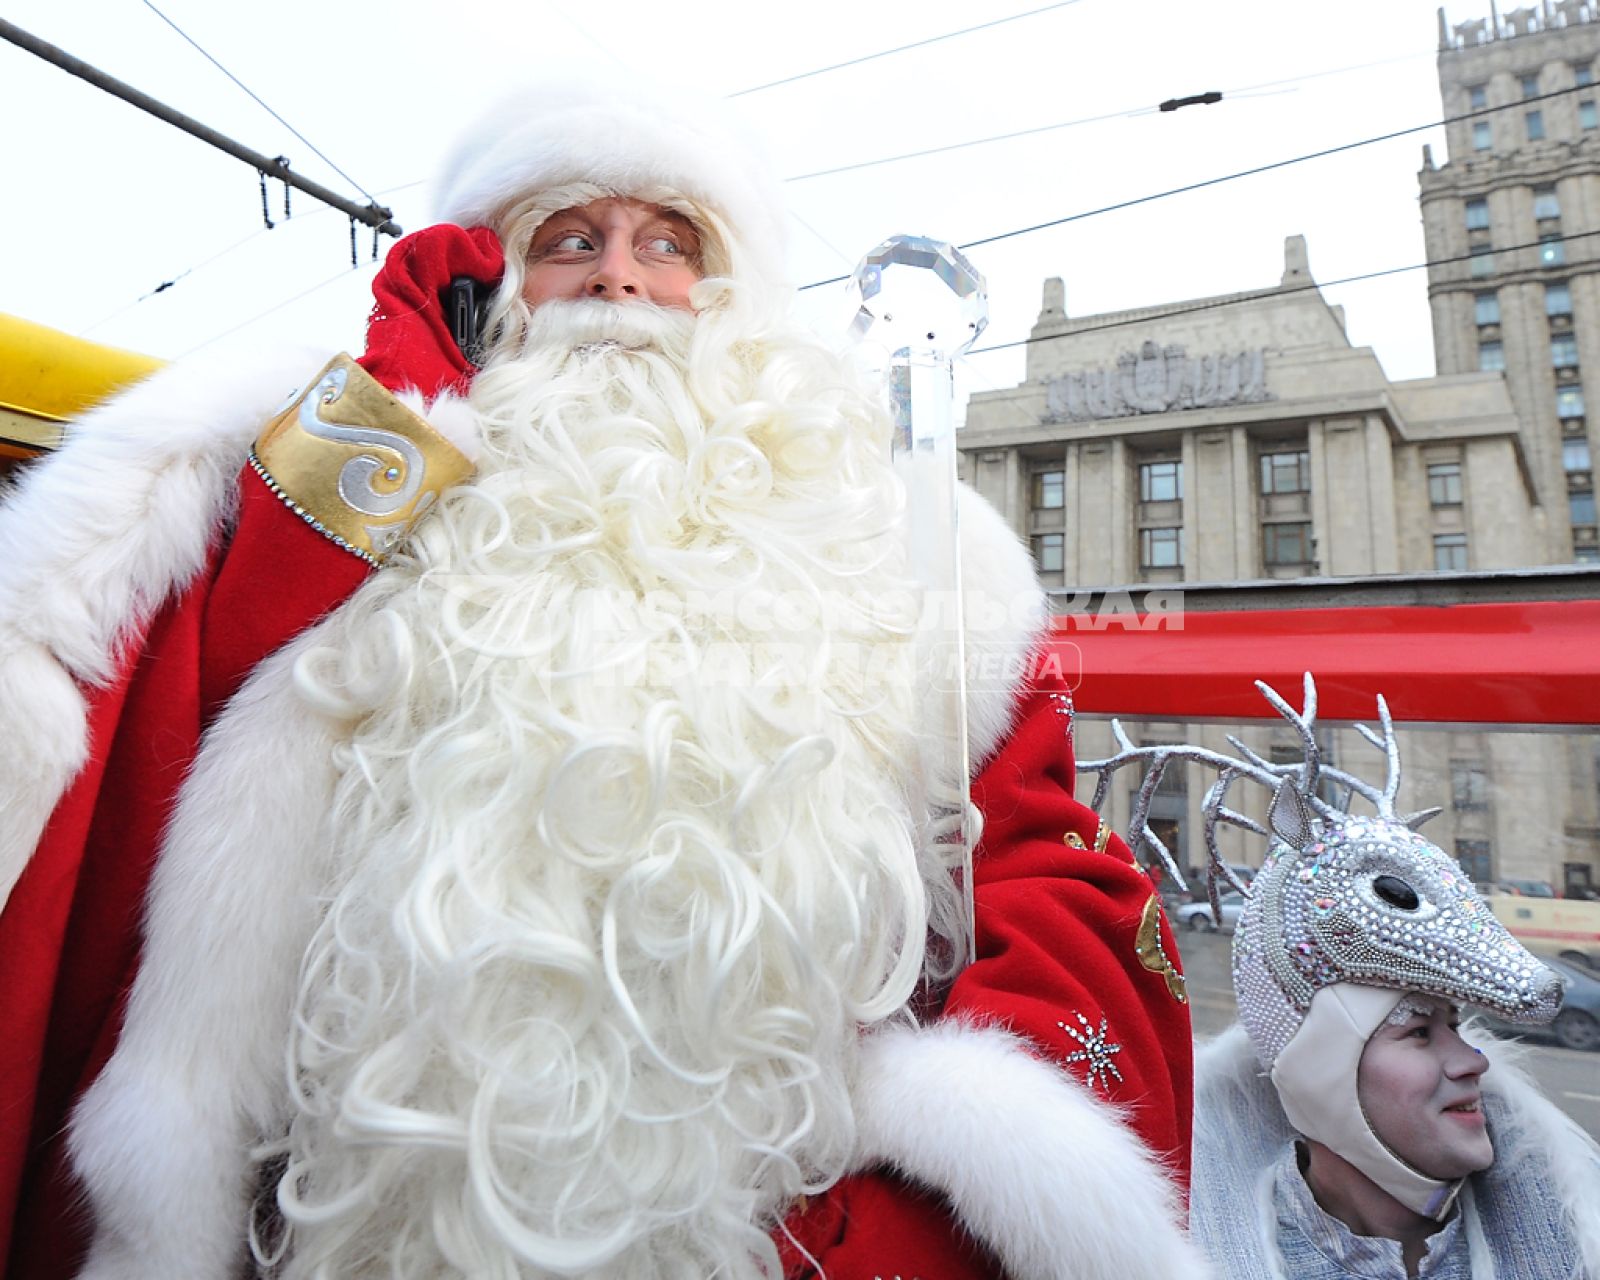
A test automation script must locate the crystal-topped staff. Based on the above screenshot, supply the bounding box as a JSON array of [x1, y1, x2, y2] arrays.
[[846, 235, 988, 967]]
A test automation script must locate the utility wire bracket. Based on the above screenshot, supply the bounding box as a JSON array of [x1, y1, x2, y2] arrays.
[[0, 19, 401, 238]]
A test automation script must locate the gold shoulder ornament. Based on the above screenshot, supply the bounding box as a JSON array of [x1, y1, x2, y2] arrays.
[[252, 354, 475, 565]]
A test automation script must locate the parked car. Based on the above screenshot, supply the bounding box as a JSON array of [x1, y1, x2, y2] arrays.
[[1174, 892, 1245, 933], [1482, 893, 1600, 971], [1163, 864, 1255, 914], [1493, 878, 1557, 898], [1476, 955, 1600, 1052]]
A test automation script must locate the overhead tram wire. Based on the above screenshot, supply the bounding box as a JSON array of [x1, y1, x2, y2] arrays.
[[75, 178, 428, 338], [0, 19, 399, 237], [727, 0, 1085, 98], [796, 82, 1588, 291], [273, 46, 1441, 225], [785, 45, 1438, 182], [786, 103, 1143, 182], [139, 0, 379, 205], [962, 225, 1600, 356], [179, 259, 378, 360]]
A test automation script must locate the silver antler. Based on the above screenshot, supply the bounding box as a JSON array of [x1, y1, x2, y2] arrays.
[[1075, 673, 1420, 922]]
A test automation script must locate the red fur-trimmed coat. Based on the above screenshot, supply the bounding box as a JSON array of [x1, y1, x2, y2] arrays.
[[0, 347, 1204, 1279]]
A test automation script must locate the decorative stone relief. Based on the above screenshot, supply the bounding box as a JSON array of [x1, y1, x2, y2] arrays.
[[1042, 339, 1273, 423]]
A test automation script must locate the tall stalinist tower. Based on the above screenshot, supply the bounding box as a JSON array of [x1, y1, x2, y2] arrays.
[[1422, 2, 1600, 564]]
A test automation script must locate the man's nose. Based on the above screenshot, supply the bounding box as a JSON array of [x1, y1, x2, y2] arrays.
[[1444, 1027, 1490, 1079], [586, 242, 642, 298]]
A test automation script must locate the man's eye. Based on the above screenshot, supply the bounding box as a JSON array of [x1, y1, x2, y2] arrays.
[[644, 236, 682, 255], [1409, 1026, 1432, 1040], [550, 233, 595, 252]]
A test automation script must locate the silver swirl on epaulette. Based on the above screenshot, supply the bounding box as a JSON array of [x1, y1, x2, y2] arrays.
[[299, 366, 425, 517]]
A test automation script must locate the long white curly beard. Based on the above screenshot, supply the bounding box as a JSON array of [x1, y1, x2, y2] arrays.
[[273, 298, 940, 1278]]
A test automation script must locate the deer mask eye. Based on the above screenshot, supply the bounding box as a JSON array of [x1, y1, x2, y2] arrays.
[[1373, 875, 1420, 910]]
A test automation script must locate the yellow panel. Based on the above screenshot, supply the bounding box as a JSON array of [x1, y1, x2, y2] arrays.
[[0, 313, 164, 426]]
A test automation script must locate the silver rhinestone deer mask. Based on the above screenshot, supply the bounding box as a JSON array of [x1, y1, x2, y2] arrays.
[[1077, 674, 1564, 1068]]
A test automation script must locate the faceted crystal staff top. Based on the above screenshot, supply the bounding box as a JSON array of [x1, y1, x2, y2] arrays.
[[847, 235, 989, 360]]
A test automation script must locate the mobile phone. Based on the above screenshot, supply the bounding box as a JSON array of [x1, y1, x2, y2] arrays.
[[446, 276, 494, 367]]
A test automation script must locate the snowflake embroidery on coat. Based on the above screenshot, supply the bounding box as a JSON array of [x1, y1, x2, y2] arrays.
[[1059, 1010, 1124, 1091], [1048, 689, 1075, 749]]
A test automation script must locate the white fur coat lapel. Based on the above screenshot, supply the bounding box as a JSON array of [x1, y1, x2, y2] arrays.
[[0, 343, 327, 911]]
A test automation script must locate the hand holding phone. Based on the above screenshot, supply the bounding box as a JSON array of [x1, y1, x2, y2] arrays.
[[357, 225, 505, 401], [446, 276, 495, 368]]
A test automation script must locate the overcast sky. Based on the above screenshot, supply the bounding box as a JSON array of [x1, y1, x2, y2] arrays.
[[2, 0, 1463, 407]]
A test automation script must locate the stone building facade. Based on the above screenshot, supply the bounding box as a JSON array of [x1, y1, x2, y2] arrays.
[[957, 2, 1600, 899], [961, 237, 1542, 591], [1424, 1, 1600, 565]]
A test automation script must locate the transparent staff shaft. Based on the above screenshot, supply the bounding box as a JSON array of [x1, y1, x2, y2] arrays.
[[848, 234, 989, 973], [891, 350, 976, 965]]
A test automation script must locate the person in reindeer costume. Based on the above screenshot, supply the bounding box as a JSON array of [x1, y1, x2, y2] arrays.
[[1075, 676, 1596, 1279], [0, 81, 1205, 1279]]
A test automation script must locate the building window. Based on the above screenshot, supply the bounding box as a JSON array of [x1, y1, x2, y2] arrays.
[[1469, 83, 1488, 110], [1428, 460, 1464, 505], [1578, 65, 1595, 88], [1465, 198, 1490, 230], [1260, 449, 1310, 495], [1582, 100, 1599, 131], [1478, 340, 1505, 371], [1452, 763, 1490, 810], [1572, 490, 1598, 525], [1522, 73, 1540, 98], [1558, 385, 1586, 418], [1578, 545, 1600, 563], [1534, 185, 1561, 220], [1527, 110, 1546, 141], [1470, 245, 1494, 277], [1138, 460, 1182, 502], [1140, 526, 1181, 569], [1031, 469, 1064, 510], [1547, 281, 1572, 316], [1263, 522, 1313, 567], [1474, 291, 1500, 325], [1032, 532, 1064, 572], [1553, 333, 1580, 367], [1456, 839, 1493, 884], [1473, 120, 1492, 150], [1434, 532, 1469, 571], [1564, 438, 1592, 471], [1540, 235, 1566, 266]]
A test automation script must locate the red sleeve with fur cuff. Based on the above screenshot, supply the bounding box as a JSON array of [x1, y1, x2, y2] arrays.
[[950, 674, 1194, 1182], [0, 463, 372, 1278], [778, 674, 1196, 1279]]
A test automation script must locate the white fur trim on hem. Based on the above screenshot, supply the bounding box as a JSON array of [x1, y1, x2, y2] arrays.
[[852, 1021, 1212, 1280], [70, 625, 344, 1279]]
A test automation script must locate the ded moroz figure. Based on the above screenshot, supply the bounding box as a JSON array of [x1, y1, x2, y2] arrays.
[[0, 79, 1207, 1280]]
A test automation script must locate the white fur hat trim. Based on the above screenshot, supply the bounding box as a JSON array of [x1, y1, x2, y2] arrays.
[[431, 80, 789, 289]]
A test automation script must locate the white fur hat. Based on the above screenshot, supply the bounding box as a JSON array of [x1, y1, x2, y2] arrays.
[[431, 80, 789, 290]]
